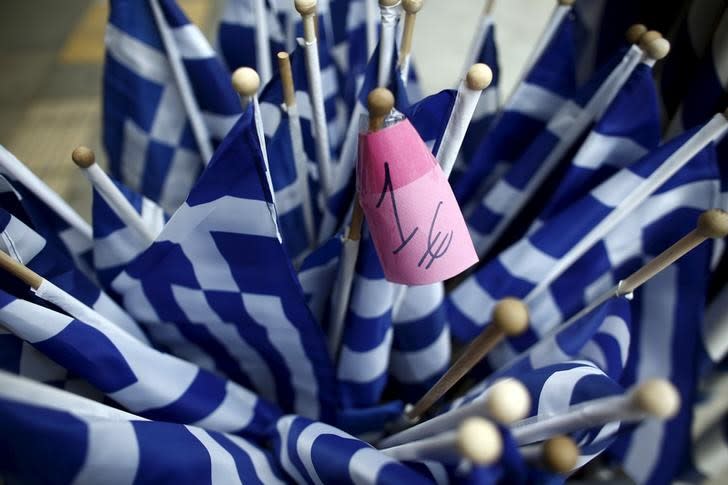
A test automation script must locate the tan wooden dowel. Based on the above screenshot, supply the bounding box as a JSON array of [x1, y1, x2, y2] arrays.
[[398, 0, 423, 62], [407, 298, 529, 420], [0, 250, 43, 290], [618, 209, 728, 295], [277, 52, 296, 108]]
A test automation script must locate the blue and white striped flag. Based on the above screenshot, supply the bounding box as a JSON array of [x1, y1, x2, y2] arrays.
[[453, 5, 577, 208], [273, 414, 434, 484], [104, 0, 241, 213], [607, 208, 719, 483], [456, 10, 500, 174], [0, 208, 147, 342], [0, 372, 286, 484], [109, 104, 338, 421], [216, 0, 286, 75], [0, 287, 280, 439], [534, 56, 661, 225], [0, 147, 94, 278], [449, 121, 723, 361], [465, 44, 643, 257], [91, 177, 168, 290]]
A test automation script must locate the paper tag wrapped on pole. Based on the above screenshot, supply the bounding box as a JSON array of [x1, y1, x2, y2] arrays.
[[357, 118, 478, 285]]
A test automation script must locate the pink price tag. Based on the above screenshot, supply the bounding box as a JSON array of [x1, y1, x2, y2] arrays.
[[357, 119, 478, 285]]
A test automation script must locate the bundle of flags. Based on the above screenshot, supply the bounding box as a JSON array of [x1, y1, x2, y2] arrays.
[[1, 0, 727, 484]]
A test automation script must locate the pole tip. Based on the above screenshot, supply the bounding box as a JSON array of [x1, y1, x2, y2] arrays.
[[379, 0, 401, 6], [696, 209, 728, 238], [625, 24, 648, 44], [492, 298, 529, 336], [486, 378, 531, 424], [466, 63, 494, 91], [71, 146, 95, 168], [457, 418, 503, 465], [633, 378, 680, 418], [542, 436, 579, 474], [557, 0, 575, 5], [294, 0, 317, 15], [639, 31, 670, 60], [402, 0, 423, 14], [277, 51, 290, 61], [232, 67, 260, 97], [368, 87, 395, 118]]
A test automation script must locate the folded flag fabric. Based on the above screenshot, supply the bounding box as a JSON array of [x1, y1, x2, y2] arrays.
[[0, 147, 94, 278], [92, 177, 168, 291], [0, 286, 280, 438], [108, 103, 338, 422], [454, 5, 577, 208], [0, 372, 286, 484], [104, 0, 241, 213], [0, 207, 147, 342], [449, 122, 722, 359], [273, 414, 433, 484]]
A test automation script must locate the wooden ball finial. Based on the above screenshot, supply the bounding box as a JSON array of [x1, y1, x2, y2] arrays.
[[72, 146, 95, 168], [402, 0, 423, 14], [625, 24, 648, 44], [456, 418, 503, 465], [232, 67, 260, 97], [294, 0, 317, 15], [696, 209, 728, 238], [492, 298, 529, 336], [543, 436, 579, 474], [633, 379, 680, 419], [639, 30, 662, 46], [557, 0, 575, 5], [644, 37, 670, 60], [379, 0, 401, 6], [466, 63, 493, 91], [486, 378, 531, 424], [368, 88, 395, 119]]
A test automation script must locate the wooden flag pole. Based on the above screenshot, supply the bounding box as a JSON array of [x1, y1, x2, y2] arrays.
[[381, 417, 503, 465], [511, 379, 680, 445], [378, 0, 402, 87], [276, 52, 316, 248], [72, 147, 156, 245], [397, 0, 423, 85], [436, 63, 493, 177], [520, 436, 579, 474], [295, 0, 334, 199], [380, 377, 530, 448], [0, 249, 42, 290], [232, 67, 260, 111], [407, 298, 529, 420], [327, 88, 395, 358]]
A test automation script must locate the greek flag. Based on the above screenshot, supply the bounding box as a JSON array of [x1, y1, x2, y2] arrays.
[[0, 288, 280, 439], [453, 6, 577, 208], [297, 233, 343, 324], [91, 177, 168, 289], [0, 147, 94, 278], [457, 11, 500, 172], [534, 58, 661, 225], [448, 121, 723, 361], [0, 372, 286, 484], [466, 44, 643, 257], [273, 415, 434, 484], [109, 104, 338, 421], [216, 0, 286, 74], [0, 208, 146, 342], [607, 207, 719, 483], [104, 0, 241, 213]]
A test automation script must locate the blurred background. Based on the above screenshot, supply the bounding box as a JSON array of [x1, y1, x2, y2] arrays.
[[0, 0, 552, 220]]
